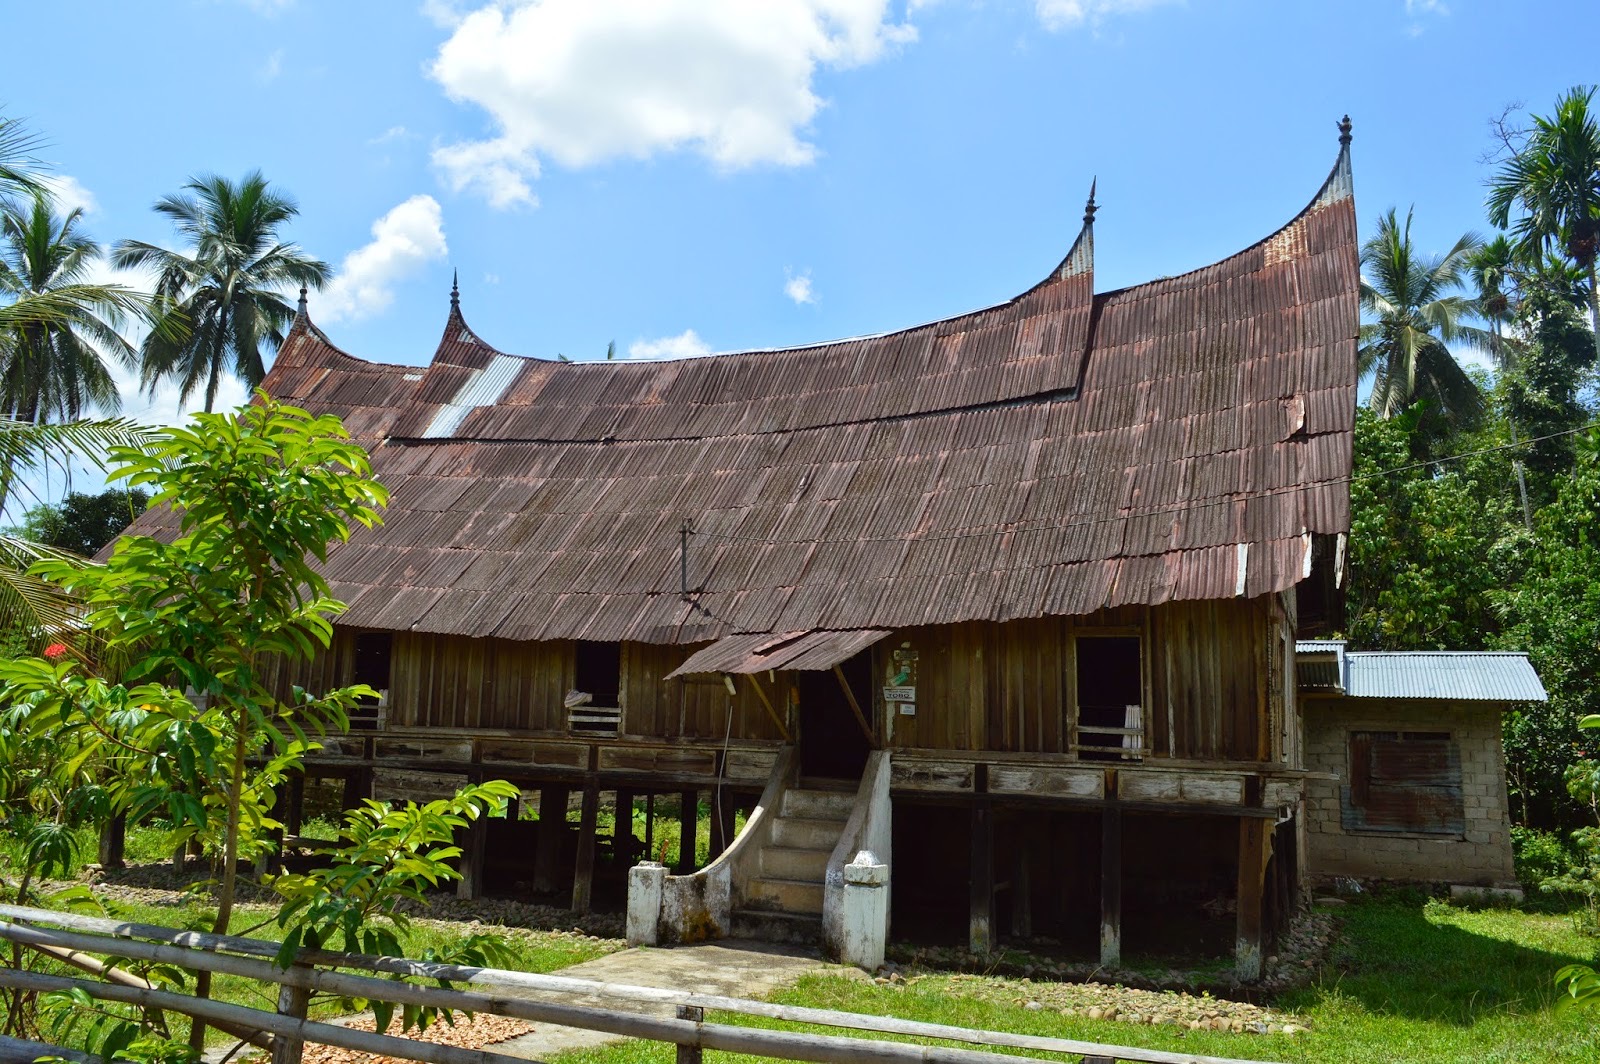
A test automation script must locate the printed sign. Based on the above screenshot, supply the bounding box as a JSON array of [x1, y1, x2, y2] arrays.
[[882, 685, 916, 703], [898, 703, 917, 716]]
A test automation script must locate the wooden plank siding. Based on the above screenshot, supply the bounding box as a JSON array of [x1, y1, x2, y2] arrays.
[[268, 594, 1288, 769]]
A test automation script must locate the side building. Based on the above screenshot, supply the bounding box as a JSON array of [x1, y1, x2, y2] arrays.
[[113, 124, 1362, 979]]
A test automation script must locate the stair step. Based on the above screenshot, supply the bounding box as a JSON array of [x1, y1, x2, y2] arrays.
[[771, 816, 848, 850], [745, 875, 825, 914], [781, 787, 856, 820], [761, 845, 831, 881], [730, 908, 822, 945]]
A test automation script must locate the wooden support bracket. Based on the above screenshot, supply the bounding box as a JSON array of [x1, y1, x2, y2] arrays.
[[740, 673, 792, 742], [832, 665, 877, 747]]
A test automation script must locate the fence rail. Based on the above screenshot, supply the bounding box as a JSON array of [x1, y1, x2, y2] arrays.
[[0, 904, 1281, 1064]]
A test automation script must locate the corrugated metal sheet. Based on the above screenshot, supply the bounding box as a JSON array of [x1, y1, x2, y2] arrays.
[[666, 629, 891, 677], [112, 140, 1362, 643], [1344, 652, 1548, 703]]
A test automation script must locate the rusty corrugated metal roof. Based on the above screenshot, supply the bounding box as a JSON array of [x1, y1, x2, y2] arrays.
[[113, 137, 1360, 644], [665, 628, 891, 677]]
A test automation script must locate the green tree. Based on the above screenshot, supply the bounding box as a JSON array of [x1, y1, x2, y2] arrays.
[[1498, 431, 1600, 827], [1344, 407, 1514, 652], [0, 192, 137, 424], [1502, 266, 1597, 504], [1466, 235, 1534, 527], [13, 487, 149, 558], [1488, 85, 1600, 365], [113, 173, 328, 412], [1359, 207, 1487, 440], [2, 394, 386, 1046]]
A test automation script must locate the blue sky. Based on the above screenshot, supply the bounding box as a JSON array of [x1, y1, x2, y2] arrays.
[[3, 0, 1597, 435]]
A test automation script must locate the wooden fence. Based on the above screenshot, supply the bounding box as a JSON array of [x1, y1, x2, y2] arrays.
[[0, 905, 1280, 1064]]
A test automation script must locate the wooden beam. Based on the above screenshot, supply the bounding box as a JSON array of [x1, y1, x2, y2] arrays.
[[532, 786, 569, 894], [1099, 806, 1121, 969], [741, 673, 791, 741], [571, 781, 601, 914], [286, 773, 306, 837], [677, 790, 698, 874], [456, 810, 487, 901], [969, 770, 993, 954], [1235, 816, 1273, 982], [832, 665, 877, 747]]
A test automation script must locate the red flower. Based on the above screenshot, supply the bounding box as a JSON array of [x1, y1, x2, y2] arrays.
[[42, 643, 69, 660]]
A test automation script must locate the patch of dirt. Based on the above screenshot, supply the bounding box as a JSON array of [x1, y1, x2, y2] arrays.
[[300, 1013, 534, 1064]]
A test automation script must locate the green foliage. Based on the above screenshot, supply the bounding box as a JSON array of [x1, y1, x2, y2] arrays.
[[13, 487, 149, 558], [1513, 827, 1575, 889], [1345, 407, 1516, 650], [270, 780, 519, 1035]]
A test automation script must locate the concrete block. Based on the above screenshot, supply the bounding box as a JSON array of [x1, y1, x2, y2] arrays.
[[838, 850, 889, 971], [627, 862, 666, 946]]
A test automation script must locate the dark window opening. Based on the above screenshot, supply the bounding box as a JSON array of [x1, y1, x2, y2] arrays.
[[1076, 636, 1142, 761], [1343, 731, 1464, 837], [350, 632, 392, 730], [574, 641, 622, 708]]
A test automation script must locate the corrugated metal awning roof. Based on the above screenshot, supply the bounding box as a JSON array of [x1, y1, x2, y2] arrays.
[[1295, 642, 1547, 702], [667, 629, 890, 678], [1344, 652, 1547, 702]]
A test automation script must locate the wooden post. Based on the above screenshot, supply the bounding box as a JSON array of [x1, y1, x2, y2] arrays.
[[457, 811, 488, 901], [644, 793, 656, 862], [570, 782, 601, 914], [1099, 806, 1121, 969], [533, 786, 569, 894], [270, 972, 312, 1064], [97, 815, 125, 871], [342, 768, 370, 811], [1010, 845, 1032, 939], [1235, 816, 1273, 982], [677, 790, 698, 874], [614, 790, 635, 866], [504, 794, 520, 822], [286, 774, 305, 837], [675, 1004, 704, 1064], [968, 796, 993, 955]]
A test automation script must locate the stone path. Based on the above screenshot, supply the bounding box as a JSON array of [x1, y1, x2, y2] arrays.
[[486, 939, 830, 1059]]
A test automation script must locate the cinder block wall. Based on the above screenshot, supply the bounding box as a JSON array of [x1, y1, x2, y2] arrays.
[[1302, 699, 1516, 886]]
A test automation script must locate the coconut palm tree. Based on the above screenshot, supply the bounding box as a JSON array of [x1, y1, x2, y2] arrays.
[[1466, 235, 1532, 527], [0, 192, 137, 424], [1487, 85, 1600, 364], [113, 171, 329, 412], [1359, 207, 1487, 424]]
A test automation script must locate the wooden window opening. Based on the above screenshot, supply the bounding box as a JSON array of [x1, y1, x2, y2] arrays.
[[1342, 730, 1464, 837], [569, 640, 623, 735], [350, 631, 392, 730], [1074, 635, 1144, 761]]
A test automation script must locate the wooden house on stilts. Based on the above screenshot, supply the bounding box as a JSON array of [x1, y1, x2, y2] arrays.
[[114, 122, 1360, 979]]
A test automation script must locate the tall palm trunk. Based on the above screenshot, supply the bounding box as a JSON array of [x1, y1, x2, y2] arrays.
[[1496, 320, 1534, 530], [1588, 258, 1600, 367]]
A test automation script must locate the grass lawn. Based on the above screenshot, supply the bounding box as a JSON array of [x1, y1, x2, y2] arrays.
[[550, 893, 1600, 1064]]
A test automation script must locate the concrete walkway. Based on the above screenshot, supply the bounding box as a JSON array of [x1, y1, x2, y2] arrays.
[[491, 939, 833, 1059]]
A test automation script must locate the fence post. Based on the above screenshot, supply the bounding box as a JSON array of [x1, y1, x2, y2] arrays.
[[270, 967, 312, 1064], [674, 1004, 703, 1064]]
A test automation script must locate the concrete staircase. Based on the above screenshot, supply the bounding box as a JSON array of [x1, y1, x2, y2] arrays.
[[730, 782, 854, 942]]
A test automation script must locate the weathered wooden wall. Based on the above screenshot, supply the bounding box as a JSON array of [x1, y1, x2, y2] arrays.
[[622, 643, 785, 742], [881, 596, 1286, 764]]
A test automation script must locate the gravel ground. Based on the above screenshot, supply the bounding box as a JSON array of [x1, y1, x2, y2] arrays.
[[302, 1013, 535, 1064]]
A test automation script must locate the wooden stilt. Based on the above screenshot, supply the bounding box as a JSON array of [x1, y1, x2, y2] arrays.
[[457, 810, 488, 901], [570, 782, 601, 913], [644, 793, 656, 862], [968, 798, 993, 954], [341, 769, 370, 811], [614, 789, 635, 865], [1099, 806, 1121, 969], [533, 786, 569, 894], [1011, 845, 1032, 939], [98, 814, 126, 871], [286, 774, 305, 837], [1235, 816, 1273, 982], [677, 790, 698, 874]]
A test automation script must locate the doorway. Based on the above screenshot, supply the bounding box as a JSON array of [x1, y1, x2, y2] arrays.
[[797, 651, 874, 780]]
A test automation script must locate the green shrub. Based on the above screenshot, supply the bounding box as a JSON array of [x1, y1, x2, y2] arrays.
[[1512, 826, 1574, 888]]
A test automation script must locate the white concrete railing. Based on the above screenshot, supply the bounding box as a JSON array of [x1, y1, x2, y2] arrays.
[[628, 744, 797, 946], [821, 749, 892, 965]]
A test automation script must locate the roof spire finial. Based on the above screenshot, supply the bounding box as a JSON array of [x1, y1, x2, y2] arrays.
[[1083, 177, 1097, 227], [297, 284, 308, 317], [450, 268, 460, 310], [1338, 115, 1352, 147]]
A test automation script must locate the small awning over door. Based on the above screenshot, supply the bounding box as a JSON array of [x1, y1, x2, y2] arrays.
[[665, 629, 891, 679]]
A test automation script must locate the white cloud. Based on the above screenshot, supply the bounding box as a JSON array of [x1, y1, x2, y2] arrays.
[[428, 0, 917, 208], [368, 125, 413, 145], [1035, 0, 1180, 31], [1405, 0, 1448, 14], [420, 0, 469, 27], [784, 269, 816, 305], [483, 272, 501, 285], [41, 175, 97, 215], [257, 48, 285, 83], [317, 196, 449, 324], [626, 329, 714, 360]]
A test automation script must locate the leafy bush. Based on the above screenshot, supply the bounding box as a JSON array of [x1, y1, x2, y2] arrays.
[[1512, 826, 1573, 888]]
